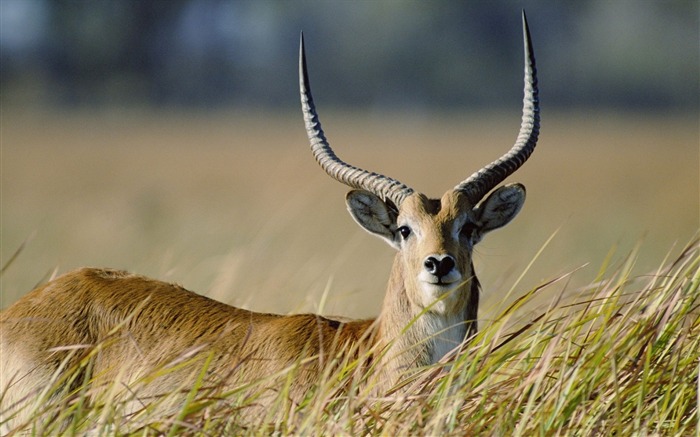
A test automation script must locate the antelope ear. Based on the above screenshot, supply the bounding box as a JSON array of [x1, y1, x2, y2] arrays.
[[346, 190, 399, 249], [474, 183, 526, 234]]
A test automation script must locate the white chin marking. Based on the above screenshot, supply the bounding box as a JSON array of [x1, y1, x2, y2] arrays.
[[418, 271, 461, 285], [419, 281, 462, 313]]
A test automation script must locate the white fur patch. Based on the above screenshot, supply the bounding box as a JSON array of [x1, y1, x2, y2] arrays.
[[423, 312, 467, 364], [417, 280, 464, 316]]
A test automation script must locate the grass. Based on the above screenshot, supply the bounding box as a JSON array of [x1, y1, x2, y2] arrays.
[[2, 237, 698, 435]]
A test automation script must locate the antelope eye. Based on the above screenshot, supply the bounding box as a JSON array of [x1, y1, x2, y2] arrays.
[[461, 224, 476, 238], [398, 226, 412, 239]]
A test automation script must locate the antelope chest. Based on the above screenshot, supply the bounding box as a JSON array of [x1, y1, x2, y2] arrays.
[[424, 313, 467, 364]]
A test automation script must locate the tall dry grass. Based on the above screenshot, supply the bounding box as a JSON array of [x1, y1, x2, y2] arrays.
[[2, 238, 697, 435]]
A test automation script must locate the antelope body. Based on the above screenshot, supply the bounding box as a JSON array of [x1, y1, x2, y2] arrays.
[[1, 12, 539, 428]]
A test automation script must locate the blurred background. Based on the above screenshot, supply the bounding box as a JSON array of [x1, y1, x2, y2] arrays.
[[2, 1, 698, 319], [2, 0, 697, 109]]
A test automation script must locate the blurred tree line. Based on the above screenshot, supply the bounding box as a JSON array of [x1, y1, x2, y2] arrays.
[[1, 0, 697, 110]]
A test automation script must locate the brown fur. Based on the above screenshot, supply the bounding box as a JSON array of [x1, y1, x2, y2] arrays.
[[1, 268, 374, 409]]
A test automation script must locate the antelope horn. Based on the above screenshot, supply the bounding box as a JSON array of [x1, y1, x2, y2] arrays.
[[299, 33, 415, 208], [454, 10, 540, 205]]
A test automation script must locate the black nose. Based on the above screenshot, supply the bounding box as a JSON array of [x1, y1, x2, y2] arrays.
[[423, 256, 456, 278]]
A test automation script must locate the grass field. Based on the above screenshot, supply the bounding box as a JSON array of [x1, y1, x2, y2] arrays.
[[1, 110, 698, 434]]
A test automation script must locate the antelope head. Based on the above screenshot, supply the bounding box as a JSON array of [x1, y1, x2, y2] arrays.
[[300, 12, 539, 338]]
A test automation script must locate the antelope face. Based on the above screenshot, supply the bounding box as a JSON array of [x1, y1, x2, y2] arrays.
[[346, 185, 525, 314]]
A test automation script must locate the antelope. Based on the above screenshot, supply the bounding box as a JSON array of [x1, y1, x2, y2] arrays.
[[1, 11, 539, 429]]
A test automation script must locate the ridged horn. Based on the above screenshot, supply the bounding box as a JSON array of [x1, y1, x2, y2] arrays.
[[454, 10, 540, 205], [299, 33, 415, 208]]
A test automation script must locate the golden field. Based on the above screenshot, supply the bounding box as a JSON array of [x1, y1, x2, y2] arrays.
[[1, 109, 697, 321]]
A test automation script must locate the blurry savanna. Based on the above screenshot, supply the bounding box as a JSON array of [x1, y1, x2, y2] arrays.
[[1, 1, 698, 435]]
